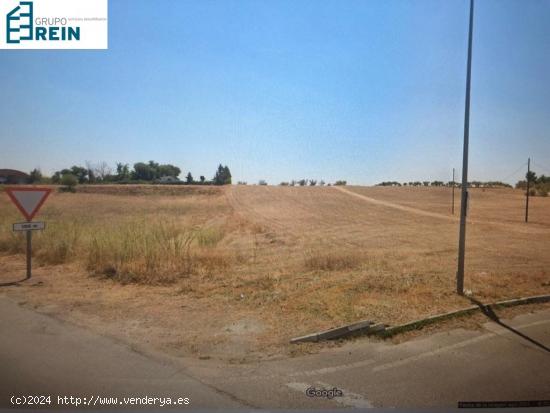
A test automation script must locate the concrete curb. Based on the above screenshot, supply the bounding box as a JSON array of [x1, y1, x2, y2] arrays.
[[290, 320, 385, 343], [290, 293, 550, 343], [381, 293, 550, 338]]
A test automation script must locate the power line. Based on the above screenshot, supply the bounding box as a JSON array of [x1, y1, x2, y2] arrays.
[[532, 161, 550, 176], [501, 162, 527, 183]]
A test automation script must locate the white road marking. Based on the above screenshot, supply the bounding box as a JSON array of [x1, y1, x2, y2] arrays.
[[290, 358, 377, 377], [286, 381, 373, 408], [372, 318, 550, 373]]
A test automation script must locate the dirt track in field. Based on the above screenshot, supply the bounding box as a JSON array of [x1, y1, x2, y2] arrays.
[[335, 186, 550, 235], [333, 186, 457, 221], [226, 185, 453, 250]]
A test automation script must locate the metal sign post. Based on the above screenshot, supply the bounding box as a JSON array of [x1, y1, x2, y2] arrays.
[[5, 187, 51, 281], [26, 230, 32, 279], [12, 222, 46, 279], [452, 168, 456, 215], [456, 0, 475, 296], [525, 157, 530, 223]]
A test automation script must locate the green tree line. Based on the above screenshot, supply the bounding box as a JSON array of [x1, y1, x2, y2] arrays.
[[26, 162, 232, 186]]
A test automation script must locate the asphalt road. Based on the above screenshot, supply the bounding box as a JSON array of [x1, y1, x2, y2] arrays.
[[1, 296, 549, 409]]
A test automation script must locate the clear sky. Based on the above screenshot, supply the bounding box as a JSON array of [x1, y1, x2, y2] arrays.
[[1, 0, 550, 185]]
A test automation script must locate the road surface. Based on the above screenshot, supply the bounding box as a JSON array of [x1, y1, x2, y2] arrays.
[[1, 296, 549, 408]]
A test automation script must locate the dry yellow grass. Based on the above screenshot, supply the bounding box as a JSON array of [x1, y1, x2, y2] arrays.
[[0, 184, 549, 361]]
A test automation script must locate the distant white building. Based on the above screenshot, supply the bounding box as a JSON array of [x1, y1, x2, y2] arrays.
[[158, 176, 180, 184]]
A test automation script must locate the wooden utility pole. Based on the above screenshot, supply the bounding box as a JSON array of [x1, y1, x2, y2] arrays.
[[525, 157, 530, 223], [457, 0, 475, 296]]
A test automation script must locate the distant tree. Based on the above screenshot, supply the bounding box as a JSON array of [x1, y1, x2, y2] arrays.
[[158, 163, 181, 178], [309, 179, 317, 186], [51, 171, 61, 184], [148, 161, 160, 178], [200, 175, 206, 184], [186, 172, 194, 184], [319, 180, 325, 186], [213, 164, 232, 185], [50, 166, 87, 184], [65, 166, 89, 184], [95, 161, 112, 181], [258, 180, 268, 186], [131, 161, 180, 181], [133, 162, 155, 181], [213, 165, 222, 185], [223, 166, 232, 184], [237, 181, 247, 185], [115, 163, 131, 181], [377, 181, 401, 186], [280, 182, 289, 186], [298, 179, 307, 186], [334, 180, 347, 186], [60, 174, 78, 192], [290, 180, 296, 187], [29, 168, 42, 184], [516, 170, 549, 196]]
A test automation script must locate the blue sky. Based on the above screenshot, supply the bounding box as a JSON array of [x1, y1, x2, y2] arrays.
[[1, 0, 550, 184]]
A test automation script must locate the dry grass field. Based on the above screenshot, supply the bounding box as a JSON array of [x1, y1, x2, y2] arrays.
[[1, 184, 549, 361]]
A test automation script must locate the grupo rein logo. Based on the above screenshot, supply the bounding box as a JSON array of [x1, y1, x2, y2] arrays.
[[2, 0, 107, 49], [7, 1, 80, 44]]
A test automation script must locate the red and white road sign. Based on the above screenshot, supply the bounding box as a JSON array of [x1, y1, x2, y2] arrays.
[[5, 187, 52, 221]]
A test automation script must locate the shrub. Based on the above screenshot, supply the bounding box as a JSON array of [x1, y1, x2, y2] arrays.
[[60, 174, 78, 192]]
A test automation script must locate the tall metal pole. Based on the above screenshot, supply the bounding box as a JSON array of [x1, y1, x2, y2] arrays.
[[456, 0, 475, 295], [525, 157, 530, 223], [26, 230, 32, 279], [452, 168, 456, 215]]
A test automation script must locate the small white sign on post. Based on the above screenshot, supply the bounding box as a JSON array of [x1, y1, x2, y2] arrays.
[[13, 222, 46, 232]]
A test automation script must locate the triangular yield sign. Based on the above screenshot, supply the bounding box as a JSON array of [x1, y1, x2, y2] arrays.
[[5, 187, 52, 221]]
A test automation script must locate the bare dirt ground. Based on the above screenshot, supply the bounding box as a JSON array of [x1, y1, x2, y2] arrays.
[[1, 184, 549, 362]]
